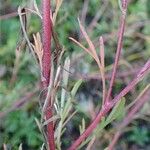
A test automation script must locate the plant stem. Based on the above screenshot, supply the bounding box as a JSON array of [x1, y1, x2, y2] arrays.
[[42, 0, 51, 87], [105, 0, 128, 104], [42, 0, 55, 149], [108, 84, 150, 150], [68, 59, 150, 150]]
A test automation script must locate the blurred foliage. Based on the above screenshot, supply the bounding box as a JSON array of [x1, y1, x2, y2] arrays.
[[128, 126, 150, 147], [0, 110, 43, 149], [0, 0, 150, 149]]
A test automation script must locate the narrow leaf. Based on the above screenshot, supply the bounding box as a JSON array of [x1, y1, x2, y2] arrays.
[[71, 79, 82, 97], [43, 115, 60, 126], [78, 19, 100, 66], [33, 0, 42, 18], [69, 37, 94, 57], [99, 36, 105, 68], [61, 57, 70, 109], [78, 19, 97, 57], [105, 97, 126, 125]]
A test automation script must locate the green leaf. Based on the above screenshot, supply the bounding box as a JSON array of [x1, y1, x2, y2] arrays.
[[105, 97, 126, 125], [77, 136, 92, 150], [71, 79, 82, 97], [92, 99, 126, 144], [61, 57, 70, 109], [93, 117, 106, 138], [79, 118, 86, 134]]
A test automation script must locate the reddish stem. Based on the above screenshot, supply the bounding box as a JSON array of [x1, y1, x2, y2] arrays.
[[0, 12, 18, 20], [42, 0, 51, 87], [108, 86, 150, 150], [68, 60, 150, 150], [105, 0, 128, 104], [42, 0, 55, 149]]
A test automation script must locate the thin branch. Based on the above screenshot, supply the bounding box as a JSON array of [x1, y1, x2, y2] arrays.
[[0, 12, 18, 20], [67, 59, 150, 150], [99, 36, 106, 105], [72, 68, 138, 81], [108, 84, 150, 150], [80, 0, 89, 25], [0, 91, 37, 119], [105, 0, 128, 104], [0, 6, 42, 20]]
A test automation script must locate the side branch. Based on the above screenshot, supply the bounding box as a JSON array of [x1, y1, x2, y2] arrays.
[[105, 0, 128, 104], [68, 59, 150, 150]]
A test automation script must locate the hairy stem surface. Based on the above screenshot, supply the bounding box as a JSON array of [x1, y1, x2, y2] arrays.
[[42, 0, 55, 149]]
